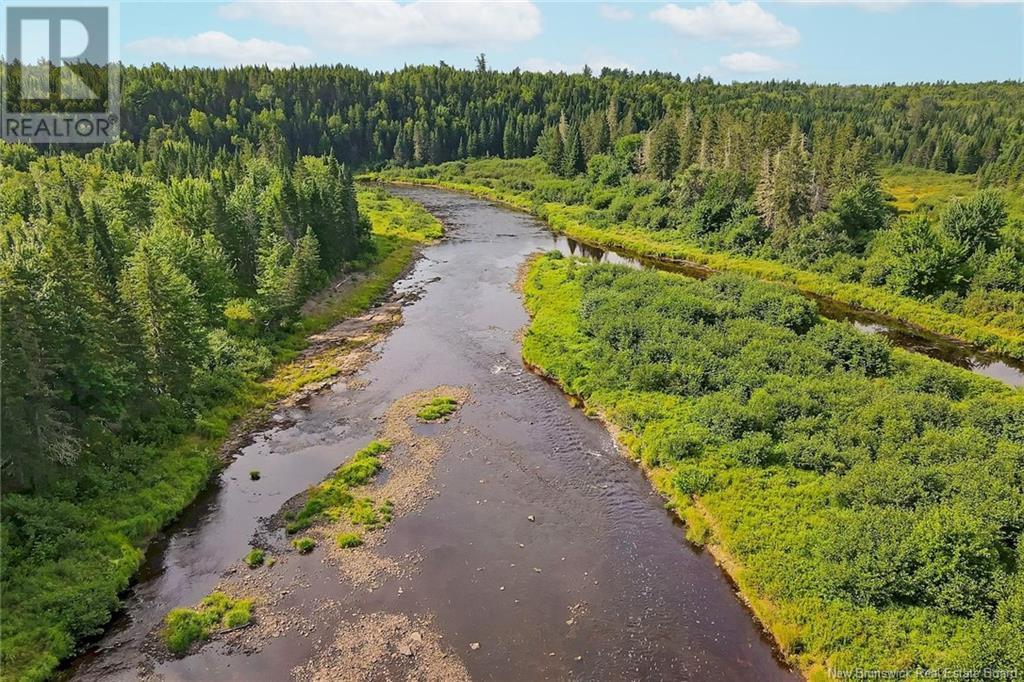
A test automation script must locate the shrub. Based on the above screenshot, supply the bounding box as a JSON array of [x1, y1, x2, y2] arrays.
[[336, 532, 363, 548], [292, 537, 316, 554], [520, 255, 1023, 670], [162, 592, 252, 655], [244, 548, 265, 568]]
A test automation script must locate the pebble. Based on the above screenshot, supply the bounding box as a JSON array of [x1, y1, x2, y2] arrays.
[[527, 515, 535, 522], [469, 642, 480, 651]]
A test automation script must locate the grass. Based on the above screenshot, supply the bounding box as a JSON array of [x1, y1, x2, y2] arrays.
[[358, 185, 445, 242], [880, 164, 981, 217], [284, 440, 390, 535], [292, 537, 316, 554], [880, 164, 1024, 223], [0, 190, 443, 682], [162, 592, 252, 655], [366, 167, 1024, 361], [415, 396, 460, 422], [336, 532, 363, 548], [243, 548, 265, 568]]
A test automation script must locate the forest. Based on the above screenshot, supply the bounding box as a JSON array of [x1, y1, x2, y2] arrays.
[[523, 253, 1023, 675], [0, 135, 443, 680], [113, 64, 1024, 186], [2, 62, 1024, 680], [376, 144, 1024, 359]]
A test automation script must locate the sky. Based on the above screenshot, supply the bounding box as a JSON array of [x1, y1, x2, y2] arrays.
[[113, 1, 1023, 84]]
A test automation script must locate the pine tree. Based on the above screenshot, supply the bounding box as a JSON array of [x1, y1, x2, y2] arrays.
[[119, 245, 206, 395], [931, 136, 955, 173], [255, 229, 294, 324], [646, 118, 681, 181], [770, 124, 813, 239], [755, 150, 777, 231], [536, 125, 564, 173], [284, 228, 325, 311], [1, 238, 82, 487], [561, 125, 586, 177]]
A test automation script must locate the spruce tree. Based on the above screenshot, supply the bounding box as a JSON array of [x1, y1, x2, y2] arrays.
[[561, 126, 586, 177], [647, 119, 681, 181], [119, 245, 206, 395]]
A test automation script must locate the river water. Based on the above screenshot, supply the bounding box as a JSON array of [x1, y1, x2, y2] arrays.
[[66, 186, 798, 681]]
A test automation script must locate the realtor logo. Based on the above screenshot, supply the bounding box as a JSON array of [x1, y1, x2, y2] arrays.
[[2, 1, 120, 144]]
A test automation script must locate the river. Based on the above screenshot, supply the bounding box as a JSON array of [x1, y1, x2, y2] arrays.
[[66, 186, 799, 681]]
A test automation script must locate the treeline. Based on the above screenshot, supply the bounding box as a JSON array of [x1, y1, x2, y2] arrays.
[[523, 254, 1024, 673], [0, 140, 369, 489], [113, 63, 1024, 186], [540, 105, 1022, 306], [399, 112, 1024, 336]]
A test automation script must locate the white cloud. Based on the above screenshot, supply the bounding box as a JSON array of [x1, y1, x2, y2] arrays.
[[126, 31, 313, 66], [599, 4, 635, 21], [651, 1, 800, 47], [218, 1, 542, 50], [521, 55, 635, 74], [719, 51, 788, 73]]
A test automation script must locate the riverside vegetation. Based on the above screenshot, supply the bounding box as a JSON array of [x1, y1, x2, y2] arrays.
[[522, 252, 1024, 678], [0, 140, 442, 681], [161, 592, 253, 656], [373, 152, 1024, 360], [4, 63, 1024, 680]]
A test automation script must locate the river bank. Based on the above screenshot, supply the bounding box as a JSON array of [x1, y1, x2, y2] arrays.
[[365, 174, 1024, 374], [66, 184, 796, 681], [0, 192, 441, 682], [519, 250, 1023, 680]]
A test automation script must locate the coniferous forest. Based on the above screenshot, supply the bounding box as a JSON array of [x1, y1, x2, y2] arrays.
[[1, 61, 1023, 681]]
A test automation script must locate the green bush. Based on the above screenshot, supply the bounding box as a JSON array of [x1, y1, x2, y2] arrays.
[[244, 548, 265, 568], [285, 440, 391, 536], [520, 255, 1024, 672], [336, 532, 364, 548], [162, 592, 252, 655], [292, 537, 316, 553]]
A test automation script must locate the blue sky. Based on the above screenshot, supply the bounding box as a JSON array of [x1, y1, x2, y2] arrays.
[[118, 1, 1023, 84]]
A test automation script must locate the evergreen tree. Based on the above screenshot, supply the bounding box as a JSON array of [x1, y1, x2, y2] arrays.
[[769, 125, 814, 240], [536, 125, 564, 174], [561, 126, 586, 177], [647, 118, 681, 181], [119, 246, 206, 394]]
